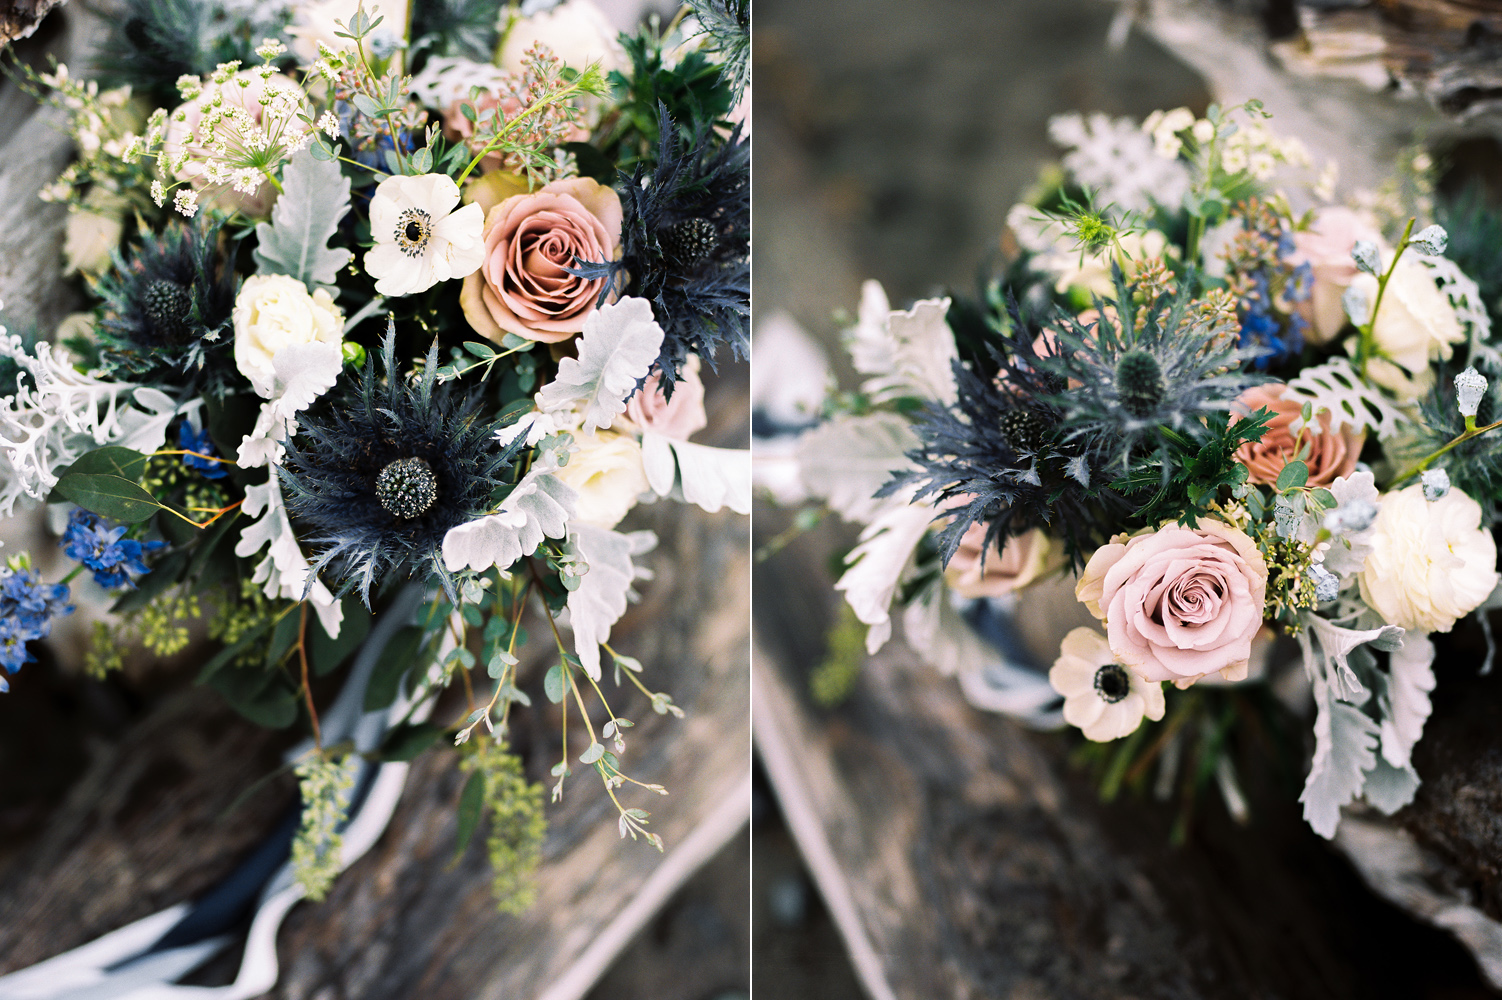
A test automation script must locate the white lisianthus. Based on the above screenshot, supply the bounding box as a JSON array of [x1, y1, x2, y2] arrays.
[[1049, 627, 1165, 742], [553, 430, 649, 529], [498, 0, 625, 74], [1359, 483, 1498, 634], [233, 273, 344, 399], [1350, 256, 1465, 402], [364, 173, 484, 297]]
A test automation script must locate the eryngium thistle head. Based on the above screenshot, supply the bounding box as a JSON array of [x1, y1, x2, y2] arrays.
[[94, 220, 237, 394], [280, 324, 521, 604], [573, 105, 748, 398], [882, 295, 1125, 571], [1041, 264, 1266, 473]]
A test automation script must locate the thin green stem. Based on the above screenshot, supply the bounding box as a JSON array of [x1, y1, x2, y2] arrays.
[[454, 71, 598, 185], [1357, 217, 1416, 370], [1391, 416, 1502, 485]]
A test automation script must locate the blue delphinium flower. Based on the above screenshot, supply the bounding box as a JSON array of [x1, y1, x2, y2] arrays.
[[61, 509, 162, 589], [178, 420, 227, 479], [0, 563, 73, 692]]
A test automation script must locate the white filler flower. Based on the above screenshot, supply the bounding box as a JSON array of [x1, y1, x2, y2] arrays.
[[365, 173, 484, 297], [1049, 627, 1166, 742]]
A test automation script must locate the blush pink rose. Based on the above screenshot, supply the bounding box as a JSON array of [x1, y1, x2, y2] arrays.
[[460, 177, 623, 344], [944, 524, 1058, 599], [1233, 383, 1364, 488], [1076, 520, 1268, 686], [1284, 207, 1384, 345], [623, 354, 708, 440]]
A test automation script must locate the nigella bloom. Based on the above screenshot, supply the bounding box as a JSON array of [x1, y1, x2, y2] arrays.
[[363, 173, 485, 297], [94, 219, 238, 394], [279, 327, 523, 602], [0, 563, 73, 691], [574, 108, 749, 396], [178, 421, 227, 479], [62, 509, 163, 589]]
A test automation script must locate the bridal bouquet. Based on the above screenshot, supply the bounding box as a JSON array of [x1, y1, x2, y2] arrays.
[[0, 0, 748, 905], [794, 100, 1502, 840]]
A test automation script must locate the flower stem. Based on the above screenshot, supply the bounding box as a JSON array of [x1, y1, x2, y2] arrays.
[[1391, 416, 1502, 485], [1356, 216, 1415, 371], [454, 69, 599, 185], [299, 604, 322, 748]]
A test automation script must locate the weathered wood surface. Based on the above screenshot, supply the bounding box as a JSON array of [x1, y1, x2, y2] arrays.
[[0, 466, 750, 1000], [752, 508, 1497, 1000]]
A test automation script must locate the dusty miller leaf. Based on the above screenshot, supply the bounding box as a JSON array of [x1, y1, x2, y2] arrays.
[[795, 412, 918, 523], [566, 524, 656, 680], [254, 150, 353, 293], [536, 297, 664, 432]]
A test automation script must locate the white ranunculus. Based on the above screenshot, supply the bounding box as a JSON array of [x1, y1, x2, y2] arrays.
[[364, 173, 484, 297], [1359, 483, 1498, 634], [233, 274, 344, 399], [1049, 627, 1165, 742], [498, 0, 625, 75], [553, 430, 649, 529], [1351, 256, 1465, 401]]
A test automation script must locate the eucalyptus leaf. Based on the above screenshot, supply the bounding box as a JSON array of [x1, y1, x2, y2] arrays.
[[54, 474, 161, 523], [452, 770, 485, 862], [1276, 460, 1309, 492]]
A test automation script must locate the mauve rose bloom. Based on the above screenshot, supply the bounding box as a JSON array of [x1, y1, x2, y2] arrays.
[[1284, 207, 1383, 345], [1233, 383, 1363, 488], [1076, 520, 1268, 686], [944, 524, 1058, 599], [623, 355, 708, 440], [460, 177, 623, 344]]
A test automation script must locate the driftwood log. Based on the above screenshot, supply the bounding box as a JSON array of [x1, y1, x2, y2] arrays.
[[0, 2, 752, 997], [752, 509, 1498, 999]]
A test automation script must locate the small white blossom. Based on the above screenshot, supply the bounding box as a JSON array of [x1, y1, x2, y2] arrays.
[[317, 111, 340, 139], [173, 187, 199, 217], [1409, 224, 1448, 256], [1455, 366, 1488, 418], [150, 179, 166, 206]]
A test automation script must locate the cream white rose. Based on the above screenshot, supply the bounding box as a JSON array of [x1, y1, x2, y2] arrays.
[[554, 430, 649, 528], [498, 0, 625, 75], [233, 274, 344, 398], [1350, 256, 1464, 402], [1359, 483, 1498, 633]]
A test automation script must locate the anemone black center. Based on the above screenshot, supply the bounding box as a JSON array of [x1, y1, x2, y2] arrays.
[[662, 218, 718, 266], [395, 209, 433, 258], [376, 456, 438, 519], [142, 279, 193, 342], [1115, 349, 1166, 418], [1093, 663, 1131, 704]]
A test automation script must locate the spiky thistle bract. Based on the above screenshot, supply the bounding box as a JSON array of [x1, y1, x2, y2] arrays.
[[279, 323, 523, 605], [574, 105, 748, 396], [93, 220, 238, 395], [881, 297, 1127, 571]]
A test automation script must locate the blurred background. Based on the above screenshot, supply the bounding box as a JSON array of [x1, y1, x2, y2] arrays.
[[751, 0, 1502, 996]]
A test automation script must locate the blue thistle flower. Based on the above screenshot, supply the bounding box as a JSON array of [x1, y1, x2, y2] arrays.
[[178, 420, 228, 479], [61, 509, 162, 590], [279, 325, 524, 604]]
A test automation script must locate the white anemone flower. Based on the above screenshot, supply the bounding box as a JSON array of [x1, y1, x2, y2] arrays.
[[1049, 627, 1166, 741], [364, 173, 485, 296]]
